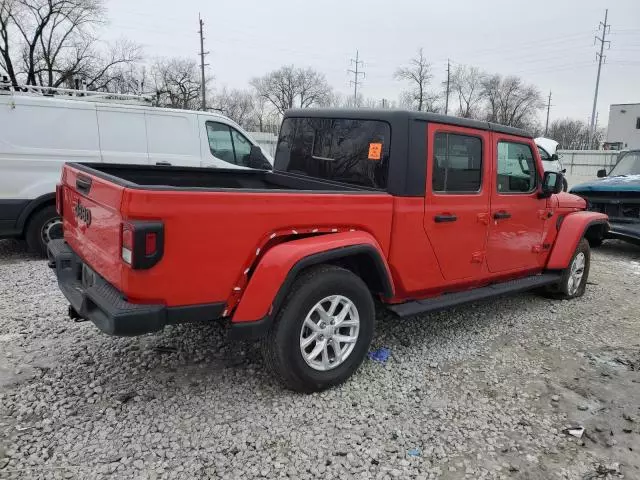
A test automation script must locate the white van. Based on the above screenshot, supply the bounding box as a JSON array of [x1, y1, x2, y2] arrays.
[[535, 137, 567, 191], [0, 85, 272, 255]]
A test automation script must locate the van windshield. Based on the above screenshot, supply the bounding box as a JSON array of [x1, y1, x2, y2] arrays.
[[609, 152, 640, 177]]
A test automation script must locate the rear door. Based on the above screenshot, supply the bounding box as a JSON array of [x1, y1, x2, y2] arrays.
[[423, 123, 491, 281], [146, 111, 201, 167], [486, 135, 548, 272], [96, 106, 149, 164]]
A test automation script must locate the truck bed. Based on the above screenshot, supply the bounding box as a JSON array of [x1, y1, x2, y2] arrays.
[[73, 163, 372, 192], [59, 162, 394, 310]]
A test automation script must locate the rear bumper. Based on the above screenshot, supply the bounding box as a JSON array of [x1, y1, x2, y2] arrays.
[[47, 240, 225, 336], [607, 221, 640, 245]]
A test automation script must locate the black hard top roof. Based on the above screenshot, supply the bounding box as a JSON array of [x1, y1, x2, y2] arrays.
[[284, 108, 532, 138]]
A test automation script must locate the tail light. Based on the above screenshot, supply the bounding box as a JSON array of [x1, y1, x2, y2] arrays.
[[120, 221, 164, 269], [55, 184, 64, 216]]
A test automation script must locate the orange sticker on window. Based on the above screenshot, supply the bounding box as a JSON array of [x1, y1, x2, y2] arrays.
[[368, 143, 382, 161]]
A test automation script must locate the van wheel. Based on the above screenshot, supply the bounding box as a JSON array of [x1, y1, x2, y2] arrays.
[[550, 238, 590, 299], [562, 177, 569, 192], [261, 265, 374, 393], [26, 205, 62, 257]]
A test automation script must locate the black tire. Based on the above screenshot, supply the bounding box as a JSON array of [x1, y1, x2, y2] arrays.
[[25, 205, 62, 257], [261, 265, 375, 393], [550, 238, 590, 299], [562, 177, 569, 192]]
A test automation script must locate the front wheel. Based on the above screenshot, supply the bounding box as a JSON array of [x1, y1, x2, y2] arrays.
[[552, 238, 590, 299], [261, 265, 375, 392], [562, 177, 569, 192], [25, 205, 62, 257]]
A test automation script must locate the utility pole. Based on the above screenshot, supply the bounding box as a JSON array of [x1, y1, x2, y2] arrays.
[[348, 50, 365, 106], [444, 59, 451, 115], [544, 91, 552, 136], [589, 9, 610, 145], [198, 14, 209, 111]]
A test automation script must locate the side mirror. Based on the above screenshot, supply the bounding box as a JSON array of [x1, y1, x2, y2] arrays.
[[247, 145, 272, 170], [551, 153, 559, 161], [597, 168, 607, 178], [539, 171, 563, 198]]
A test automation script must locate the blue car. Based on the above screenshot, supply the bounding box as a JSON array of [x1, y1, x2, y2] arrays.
[[570, 150, 640, 246]]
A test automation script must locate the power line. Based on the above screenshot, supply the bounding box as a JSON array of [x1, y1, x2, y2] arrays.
[[348, 50, 365, 105], [589, 9, 611, 144], [198, 13, 210, 111]]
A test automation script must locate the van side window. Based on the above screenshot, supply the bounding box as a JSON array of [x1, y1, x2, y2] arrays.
[[497, 142, 537, 193], [432, 133, 482, 193], [231, 129, 252, 166], [206, 122, 236, 165], [206, 121, 254, 166]]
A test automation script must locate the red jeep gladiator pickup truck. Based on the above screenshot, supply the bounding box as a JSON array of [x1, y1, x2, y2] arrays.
[[48, 109, 608, 392]]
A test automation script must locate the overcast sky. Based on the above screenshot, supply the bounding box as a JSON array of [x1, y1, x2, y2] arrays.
[[104, 0, 639, 126]]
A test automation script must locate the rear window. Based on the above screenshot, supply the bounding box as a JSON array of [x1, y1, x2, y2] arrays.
[[274, 117, 391, 189]]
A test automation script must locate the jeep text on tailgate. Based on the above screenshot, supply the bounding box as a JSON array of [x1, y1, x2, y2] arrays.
[[48, 109, 609, 392]]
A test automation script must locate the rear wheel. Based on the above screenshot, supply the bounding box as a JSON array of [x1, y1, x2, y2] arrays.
[[261, 265, 375, 392], [25, 205, 62, 257], [551, 238, 590, 299], [562, 177, 569, 192]]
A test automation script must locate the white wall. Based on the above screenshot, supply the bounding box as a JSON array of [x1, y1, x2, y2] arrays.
[[607, 104, 640, 150], [558, 149, 620, 188]]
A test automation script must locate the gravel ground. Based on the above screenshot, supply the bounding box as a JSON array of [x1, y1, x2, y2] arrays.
[[1, 239, 640, 480]]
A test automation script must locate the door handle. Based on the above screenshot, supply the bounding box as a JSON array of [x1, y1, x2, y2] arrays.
[[156, 161, 172, 166], [434, 214, 457, 223], [76, 176, 92, 194], [493, 211, 511, 220]]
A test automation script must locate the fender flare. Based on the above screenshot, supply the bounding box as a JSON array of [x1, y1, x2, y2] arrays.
[[546, 211, 609, 269], [16, 192, 56, 233], [231, 231, 394, 325]]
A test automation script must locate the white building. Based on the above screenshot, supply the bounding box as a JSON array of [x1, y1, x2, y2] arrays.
[[606, 103, 640, 150]]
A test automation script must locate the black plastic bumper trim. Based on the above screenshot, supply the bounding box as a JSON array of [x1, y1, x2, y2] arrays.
[[48, 240, 224, 336]]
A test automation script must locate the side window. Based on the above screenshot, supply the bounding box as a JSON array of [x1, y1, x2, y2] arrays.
[[537, 146, 550, 161], [231, 128, 252, 166], [432, 133, 483, 193], [206, 122, 236, 165], [497, 141, 537, 193]]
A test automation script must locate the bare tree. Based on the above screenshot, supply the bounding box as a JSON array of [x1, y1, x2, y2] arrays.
[[0, 0, 20, 85], [450, 64, 484, 119], [0, 0, 141, 90], [151, 58, 202, 110], [213, 88, 256, 129], [547, 118, 603, 150], [251, 65, 332, 115], [481, 74, 544, 129], [394, 48, 436, 111]]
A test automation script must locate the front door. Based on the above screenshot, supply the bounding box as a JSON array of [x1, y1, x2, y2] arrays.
[[486, 135, 548, 273], [423, 123, 491, 281]]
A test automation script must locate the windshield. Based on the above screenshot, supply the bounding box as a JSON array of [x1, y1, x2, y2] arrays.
[[609, 152, 640, 176]]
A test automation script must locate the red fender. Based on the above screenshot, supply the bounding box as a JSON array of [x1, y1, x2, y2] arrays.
[[546, 211, 608, 269], [231, 231, 393, 323]]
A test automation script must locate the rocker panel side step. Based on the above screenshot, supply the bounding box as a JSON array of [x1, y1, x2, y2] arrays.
[[388, 273, 562, 318]]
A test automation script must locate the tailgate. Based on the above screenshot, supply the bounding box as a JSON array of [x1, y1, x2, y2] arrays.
[[61, 164, 125, 289]]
